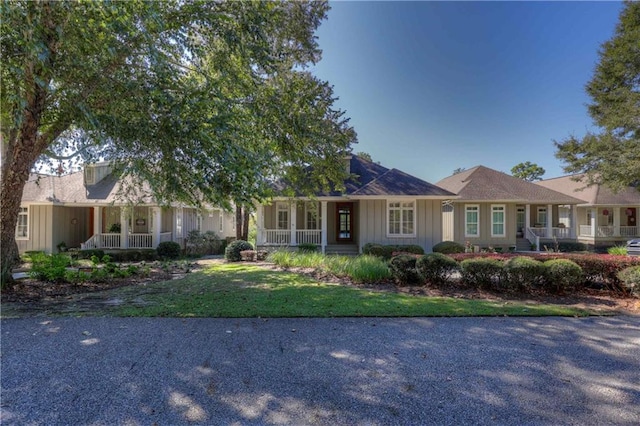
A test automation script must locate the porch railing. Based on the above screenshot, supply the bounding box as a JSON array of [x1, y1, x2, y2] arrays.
[[81, 233, 121, 249], [129, 233, 153, 249], [263, 229, 291, 245], [528, 227, 572, 239], [525, 228, 540, 251], [262, 229, 322, 245], [296, 230, 321, 245], [579, 225, 639, 238]]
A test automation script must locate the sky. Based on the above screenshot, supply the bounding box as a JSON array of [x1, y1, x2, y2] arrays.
[[310, 0, 625, 183]]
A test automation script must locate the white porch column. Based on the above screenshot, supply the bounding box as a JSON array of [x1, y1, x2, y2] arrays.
[[290, 202, 297, 246], [613, 207, 621, 236], [571, 205, 578, 238], [120, 206, 129, 249], [93, 206, 102, 235], [590, 209, 596, 237], [256, 204, 264, 246], [546, 204, 553, 238], [525, 205, 531, 235], [321, 201, 328, 253], [152, 207, 161, 248]]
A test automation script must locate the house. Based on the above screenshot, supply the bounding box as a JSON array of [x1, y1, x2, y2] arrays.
[[436, 166, 584, 252], [255, 155, 456, 254], [15, 162, 237, 254], [536, 175, 640, 249]]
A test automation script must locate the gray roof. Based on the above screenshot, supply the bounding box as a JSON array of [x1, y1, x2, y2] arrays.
[[436, 166, 583, 204], [536, 174, 640, 205]]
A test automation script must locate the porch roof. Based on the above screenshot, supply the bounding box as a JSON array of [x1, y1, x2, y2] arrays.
[[536, 174, 640, 205], [436, 166, 583, 204]]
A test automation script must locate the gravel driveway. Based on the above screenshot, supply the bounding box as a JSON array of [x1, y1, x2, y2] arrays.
[[1, 316, 639, 425]]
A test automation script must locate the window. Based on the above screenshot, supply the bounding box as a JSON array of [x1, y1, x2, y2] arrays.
[[176, 208, 183, 237], [491, 205, 505, 237], [277, 202, 289, 230], [16, 207, 28, 239], [465, 205, 479, 237], [516, 206, 525, 233], [219, 212, 224, 233], [388, 201, 415, 237], [196, 214, 203, 231], [537, 207, 547, 226], [306, 202, 319, 229]]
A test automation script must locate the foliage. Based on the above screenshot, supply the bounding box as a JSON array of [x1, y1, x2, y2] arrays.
[[415, 253, 459, 286], [297, 243, 318, 253], [511, 161, 546, 181], [76, 249, 106, 260], [607, 245, 628, 255], [108, 223, 121, 234], [617, 266, 640, 296], [225, 240, 254, 262], [432, 241, 465, 254], [393, 245, 425, 255], [157, 241, 182, 260], [362, 243, 394, 260], [29, 253, 72, 282], [554, 2, 640, 192], [107, 250, 158, 262], [240, 250, 257, 262], [185, 230, 224, 257], [460, 258, 504, 290], [544, 259, 584, 294], [556, 242, 588, 253], [568, 254, 640, 290], [389, 255, 420, 286], [503, 256, 546, 291]]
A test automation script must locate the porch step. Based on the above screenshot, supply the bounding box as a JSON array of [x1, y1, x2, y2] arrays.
[[325, 245, 359, 256], [515, 238, 532, 252]]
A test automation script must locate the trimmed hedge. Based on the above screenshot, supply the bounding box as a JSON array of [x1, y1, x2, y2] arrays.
[[157, 241, 182, 259], [460, 257, 503, 290], [544, 259, 583, 293], [225, 240, 254, 262], [362, 243, 425, 259], [415, 253, 459, 286], [389, 254, 420, 285], [503, 256, 546, 291], [297, 243, 318, 253], [432, 241, 465, 254]]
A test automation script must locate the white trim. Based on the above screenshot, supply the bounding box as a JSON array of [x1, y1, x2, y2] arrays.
[[465, 204, 480, 237], [276, 202, 289, 230], [386, 199, 416, 238], [15, 207, 29, 240], [305, 202, 320, 230], [537, 206, 547, 227], [491, 204, 506, 237]]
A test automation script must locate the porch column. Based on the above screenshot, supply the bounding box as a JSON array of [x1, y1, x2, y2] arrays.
[[152, 207, 161, 248], [546, 204, 553, 238], [590, 209, 596, 237], [613, 207, 621, 236], [256, 204, 264, 246], [525, 205, 531, 236], [290, 202, 297, 246], [571, 205, 578, 238], [93, 206, 102, 235], [321, 201, 328, 253], [120, 207, 129, 249]]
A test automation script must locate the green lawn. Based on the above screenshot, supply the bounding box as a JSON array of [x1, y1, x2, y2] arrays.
[[110, 263, 592, 318]]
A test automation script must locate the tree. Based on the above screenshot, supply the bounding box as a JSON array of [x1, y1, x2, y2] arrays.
[[511, 162, 546, 181], [452, 167, 466, 175], [554, 1, 640, 191], [0, 1, 356, 285]]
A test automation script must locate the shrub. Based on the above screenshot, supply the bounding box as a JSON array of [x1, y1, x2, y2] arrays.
[[109, 250, 158, 262], [389, 254, 420, 285], [503, 256, 546, 291], [617, 266, 640, 296], [344, 255, 391, 283], [415, 253, 459, 286], [395, 245, 425, 255], [29, 253, 72, 282], [607, 245, 628, 256], [432, 241, 465, 254], [297, 243, 318, 253], [569, 254, 640, 290], [157, 241, 182, 259], [557, 242, 587, 253], [544, 259, 583, 293], [362, 243, 394, 260], [77, 249, 105, 260], [225, 240, 254, 262], [240, 250, 257, 261], [460, 257, 504, 289]]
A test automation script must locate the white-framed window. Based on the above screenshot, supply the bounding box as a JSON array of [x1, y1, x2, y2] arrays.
[[387, 200, 415, 237], [16, 207, 29, 239], [176, 208, 183, 237], [306, 202, 319, 229], [196, 214, 203, 231], [465, 205, 479, 237], [491, 205, 506, 237], [277, 202, 289, 230], [537, 207, 547, 226]]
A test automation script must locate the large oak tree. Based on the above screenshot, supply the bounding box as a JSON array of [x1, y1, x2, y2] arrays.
[[0, 1, 356, 285], [554, 1, 639, 191]]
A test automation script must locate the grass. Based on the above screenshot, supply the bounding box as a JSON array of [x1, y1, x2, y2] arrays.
[[109, 263, 592, 318]]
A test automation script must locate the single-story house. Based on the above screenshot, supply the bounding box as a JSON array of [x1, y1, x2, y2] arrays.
[[436, 166, 584, 252], [16, 162, 237, 254], [536, 174, 640, 249], [255, 155, 456, 254]]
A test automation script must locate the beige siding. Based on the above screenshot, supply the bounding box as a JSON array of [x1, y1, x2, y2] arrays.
[[442, 203, 454, 241], [453, 202, 517, 248], [132, 206, 150, 234], [103, 206, 121, 233], [52, 207, 91, 249], [17, 205, 54, 253]]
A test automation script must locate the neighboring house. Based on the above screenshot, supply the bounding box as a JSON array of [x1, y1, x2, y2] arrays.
[[436, 166, 584, 252], [536, 175, 640, 249], [255, 155, 455, 254], [16, 162, 236, 254]]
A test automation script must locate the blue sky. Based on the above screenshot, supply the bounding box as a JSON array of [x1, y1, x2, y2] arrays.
[[310, 1, 624, 182]]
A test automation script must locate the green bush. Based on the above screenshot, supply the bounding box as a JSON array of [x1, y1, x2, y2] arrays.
[[607, 245, 628, 256], [394, 245, 425, 255], [503, 256, 546, 291], [108, 250, 158, 262], [225, 240, 254, 262], [157, 241, 182, 259], [415, 253, 459, 286], [544, 259, 583, 293], [432, 241, 465, 254], [389, 254, 420, 285], [362, 243, 394, 259], [77, 249, 105, 260], [556, 242, 587, 253], [617, 266, 640, 296], [460, 257, 503, 289], [29, 253, 72, 282], [297, 243, 318, 253]]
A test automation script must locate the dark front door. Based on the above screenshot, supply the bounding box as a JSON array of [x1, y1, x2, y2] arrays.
[[336, 203, 354, 242]]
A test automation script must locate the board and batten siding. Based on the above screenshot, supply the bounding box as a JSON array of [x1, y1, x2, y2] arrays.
[[52, 206, 91, 249], [16, 205, 54, 253], [453, 202, 517, 247], [358, 199, 442, 252]]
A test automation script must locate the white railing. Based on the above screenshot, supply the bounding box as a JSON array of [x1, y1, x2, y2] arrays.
[[578, 225, 638, 238], [552, 227, 572, 239], [296, 230, 321, 245], [621, 226, 638, 237], [160, 232, 172, 243], [579, 225, 593, 237], [525, 227, 540, 251], [596, 226, 614, 237], [129, 233, 153, 248], [81, 233, 121, 249], [529, 227, 572, 239], [264, 229, 291, 245]]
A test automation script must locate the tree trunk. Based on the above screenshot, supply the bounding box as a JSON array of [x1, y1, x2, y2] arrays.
[[235, 205, 243, 240], [242, 208, 250, 242]]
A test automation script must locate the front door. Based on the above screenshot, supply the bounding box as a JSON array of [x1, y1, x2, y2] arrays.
[[336, 203, 353, 242]]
